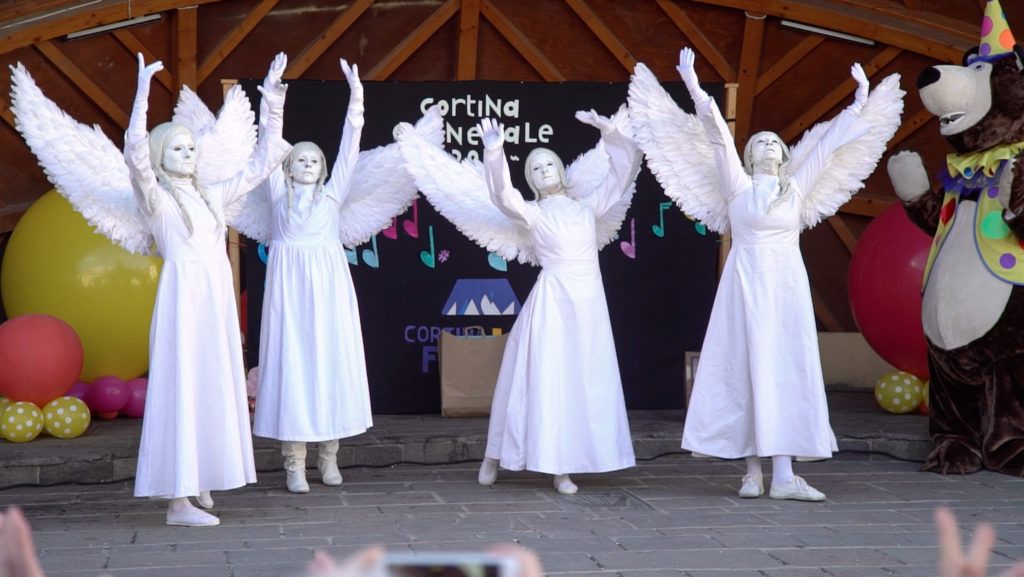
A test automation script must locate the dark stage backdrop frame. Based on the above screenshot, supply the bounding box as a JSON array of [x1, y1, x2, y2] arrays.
[[240, 79, 721, 414]]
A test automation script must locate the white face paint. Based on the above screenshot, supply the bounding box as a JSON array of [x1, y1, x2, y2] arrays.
[[748, 133, 783, 170], [288, 149, 323, 185], [528, 150, 562, 197], [162, 133, 196, 178]]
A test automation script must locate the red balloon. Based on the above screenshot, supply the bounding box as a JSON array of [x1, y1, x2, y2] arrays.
[[121, 378, 148, 418], [849, 203, 932, 379], [0, 314, 83, 406], [85, 375, 129, 414]]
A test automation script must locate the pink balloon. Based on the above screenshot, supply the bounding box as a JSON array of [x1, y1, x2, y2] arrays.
[[85, 375, 129, 414], [848, 203, 932, 379], [65, 381, 91, 400], [121, 378, 148, 418]]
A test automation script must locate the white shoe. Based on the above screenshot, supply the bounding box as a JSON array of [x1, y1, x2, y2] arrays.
[[196, 491, 214, 509], [166, 498, 220, 526], [738, 474, 764, 498], [554, 474, 578, 495], [769, 476, 825, 501], [286, 469, 310, 493], [478, 458, 498, 486]]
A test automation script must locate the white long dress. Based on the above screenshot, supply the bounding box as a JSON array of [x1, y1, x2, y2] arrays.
[[482, 137, 637, 475], [680, 104, 868, 461], [252, 122, 373, 442], [129, 133, 290, 499]]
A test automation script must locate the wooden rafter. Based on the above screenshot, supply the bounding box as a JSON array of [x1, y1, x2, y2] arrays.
[[35, 39, 129, 128], [733, 12, 765, 144], [826, 215, 857, 254], [480, 0, 564, 81], [778, 46, 901, 144], [366, 0, 460, 80], [0, 94, 14, 130], [173, 6, 198, 90], [288, 0, 374, 79], [563, 0, 637, 73], [113, 29, 174, 91], [841, 193, 893, 217], [0, 0, 221, 56], [458, 0, 481, 80], [198, 0, 280, 85], [655, 0, 736, 82], [755, 35, 823, 95], [811, 288, 842, 331], [689, 0, 971, 63], [888, 107, 934, 152]]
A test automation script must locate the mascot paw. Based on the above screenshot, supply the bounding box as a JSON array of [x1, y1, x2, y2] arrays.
[[921, 440, 983, 474]]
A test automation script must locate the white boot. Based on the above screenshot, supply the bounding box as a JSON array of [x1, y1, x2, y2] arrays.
[[166, 497, 219, 526], [282, 441, 309, 493], [318, 440, 342, 486], [554, 474, 578, 495], [197, 490, 214, 509], [478, 457, 498, 486]]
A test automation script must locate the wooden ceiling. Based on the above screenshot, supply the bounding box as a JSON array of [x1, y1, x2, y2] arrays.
[[0, 0, 1018, 330]]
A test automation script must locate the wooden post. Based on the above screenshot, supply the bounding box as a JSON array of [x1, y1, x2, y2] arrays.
[[719, 82, 738, 280]]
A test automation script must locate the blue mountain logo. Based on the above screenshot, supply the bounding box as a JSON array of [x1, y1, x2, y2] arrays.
[[442, 279, 521, 315]]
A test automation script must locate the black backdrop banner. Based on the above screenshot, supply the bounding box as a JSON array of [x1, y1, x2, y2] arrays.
[[240, 79, 720, 414]]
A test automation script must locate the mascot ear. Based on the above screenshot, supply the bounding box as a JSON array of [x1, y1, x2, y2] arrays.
[[963, 46, 981, 65]]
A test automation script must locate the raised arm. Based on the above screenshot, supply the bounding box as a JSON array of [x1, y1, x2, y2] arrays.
[[789, 63, 872, 194], [574, 107, 642, 216], [325, 58, 364, 205], [480, 118, 536, 230], [222, 52, 293, 206], [677, 47, 745, 195], [124, 54, 167, 217]]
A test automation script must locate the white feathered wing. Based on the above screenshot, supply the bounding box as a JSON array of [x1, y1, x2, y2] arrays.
[[173, 84, 257, 186], [789, 73, 904, 229], [9, 62, 154, 255], [338, 106, 444, 248], [627, 62, 726, 233]]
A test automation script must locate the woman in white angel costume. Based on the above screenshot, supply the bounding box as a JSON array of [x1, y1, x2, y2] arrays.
[[11, 53, 292, 525], [396, 108, 641, 494], [628, 47, 904, 501], [231, 61, 442, 494]]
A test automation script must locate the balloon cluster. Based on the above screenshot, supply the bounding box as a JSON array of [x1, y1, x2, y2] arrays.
[[0, 314, 148, 443]]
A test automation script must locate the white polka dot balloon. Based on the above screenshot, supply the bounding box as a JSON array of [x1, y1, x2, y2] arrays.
[[0, 401, 44, 442], [875, 370, 926, 414], [43, 396, 91, 439]]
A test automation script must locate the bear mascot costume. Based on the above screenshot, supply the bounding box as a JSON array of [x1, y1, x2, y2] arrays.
[[887, 0, 1024, 475]]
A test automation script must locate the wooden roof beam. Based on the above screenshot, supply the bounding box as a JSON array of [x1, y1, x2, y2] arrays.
[[755, 35, 823, 94], [35, 39, 129, 129], [655, 0, 736, 83], [733, 12, 765, 145], [288, 0, 374, 79], [457, 0, 481, 80], [173, 6, 197, 91], [480, 0, 564, 81], [198, 0, 280, 85], [113, 29, 174, 92], [0, 0, 220, 56], [366, 0, 459, 80], [563, 0, 637, 73], [689, 0, 972, 62]]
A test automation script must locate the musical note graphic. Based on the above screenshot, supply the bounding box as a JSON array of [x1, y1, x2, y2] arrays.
[[345, 246, 358, 266], [652, 202, 673, 238], [402, 199, 420, 238], [361, 235, 380, 268], [420, 225, 436, 268], [487, 252, 508, 271], [382, 217, 398, 240], [619, 218, 636, 259]]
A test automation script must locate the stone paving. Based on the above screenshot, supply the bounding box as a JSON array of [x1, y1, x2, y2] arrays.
[[2, 390, 1022, 577]]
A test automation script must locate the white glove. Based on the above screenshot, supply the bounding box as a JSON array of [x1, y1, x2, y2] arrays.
[[850, 63, 869, 115], [479, 118, 504, 151]]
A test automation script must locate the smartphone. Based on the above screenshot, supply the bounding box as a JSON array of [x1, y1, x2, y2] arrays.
[[381, 551, 519, 577]]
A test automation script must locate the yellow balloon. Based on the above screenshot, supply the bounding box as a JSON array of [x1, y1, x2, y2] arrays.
[[43, 396, 91, 439], [0, 397, 10, 413], [1, 401, 44, 443], [0, 190, 161, 381], [874, 370, 925, 414]]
